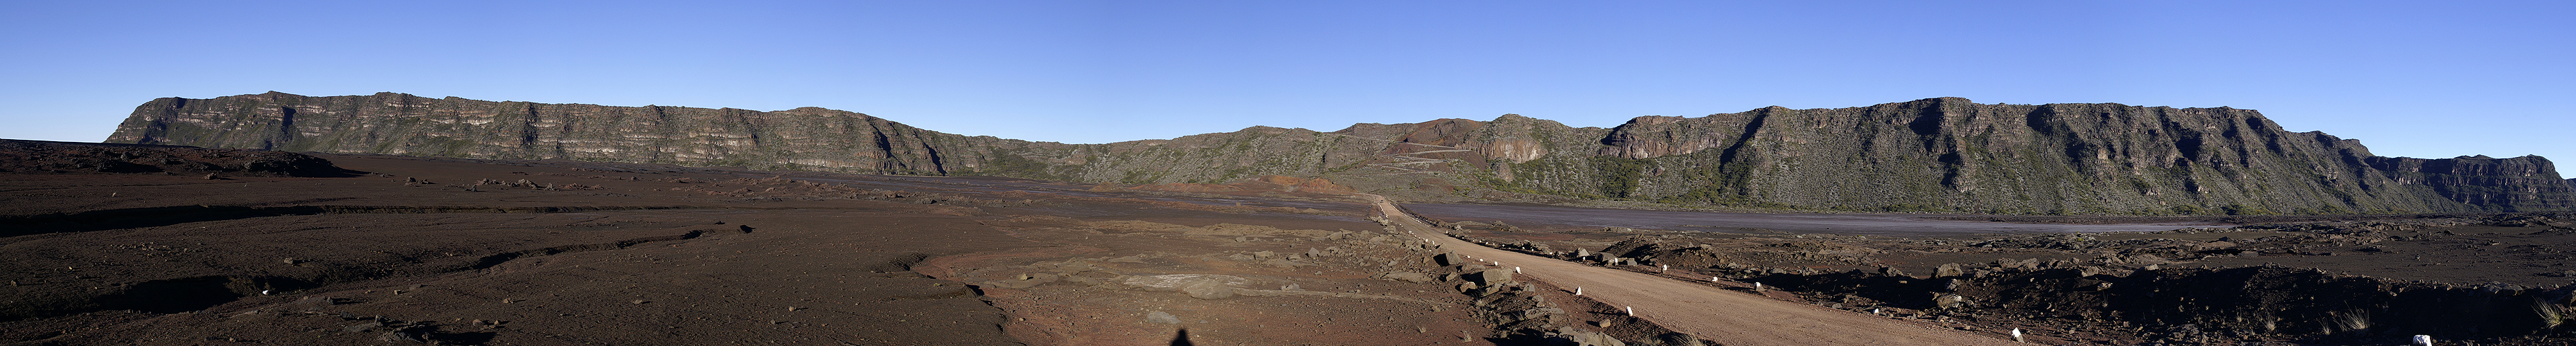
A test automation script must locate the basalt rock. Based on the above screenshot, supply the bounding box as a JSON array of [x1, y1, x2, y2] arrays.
[[0, 139, 351, 177], [1752, 265, 2576, 342], [1583, 98, 2573, 213], [107, 91, 999, 176], [109, 93, 2573, 214]]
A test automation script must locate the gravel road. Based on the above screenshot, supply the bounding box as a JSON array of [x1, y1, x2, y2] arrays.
[[1365, 194, 2021, 345]]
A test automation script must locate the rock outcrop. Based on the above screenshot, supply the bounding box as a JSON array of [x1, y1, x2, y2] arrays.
[[1568, 98, 2575, 213], [107, 91, 1008, 176], [107, 92, 2575, 214], [0, 139, 350, 177]]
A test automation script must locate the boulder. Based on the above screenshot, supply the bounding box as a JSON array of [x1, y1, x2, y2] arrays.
[[1434, 253, 1466, 266], [1466, 268, 1516, 286], [1377, 271, 1436, 283], [1933, 293, 1971, 309]]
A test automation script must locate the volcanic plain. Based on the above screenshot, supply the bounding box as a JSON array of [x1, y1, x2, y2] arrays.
[[3, 140, 2573, 345]]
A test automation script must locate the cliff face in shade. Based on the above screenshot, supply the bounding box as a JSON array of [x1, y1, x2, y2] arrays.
[[108, 92, 2575, 214], [107, 91, 1015, 176], [1566, 98, 2574, 214], [2361, 156, 2576, 212]]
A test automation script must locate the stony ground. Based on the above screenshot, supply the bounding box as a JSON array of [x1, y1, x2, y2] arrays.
[[1437, 211, 2576, 345], [8, 140, 2572, 345], [0, 143, 1537, 345]]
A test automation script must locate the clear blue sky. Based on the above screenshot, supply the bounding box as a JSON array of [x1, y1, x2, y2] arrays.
[[4, 1, 2569, 167]]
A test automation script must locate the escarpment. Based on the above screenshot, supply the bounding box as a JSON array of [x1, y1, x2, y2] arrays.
[[108, 91, 1002, 176], [109, 92, 2573, 214], [1572, 98, 2575, 213]]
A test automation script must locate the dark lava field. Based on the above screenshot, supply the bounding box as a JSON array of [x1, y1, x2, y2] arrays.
[[3, 139, 2572, 345]]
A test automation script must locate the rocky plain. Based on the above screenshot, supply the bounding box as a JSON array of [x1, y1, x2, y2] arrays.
[[5, 93, 2575, 345], [1, 139, 1532, 345]]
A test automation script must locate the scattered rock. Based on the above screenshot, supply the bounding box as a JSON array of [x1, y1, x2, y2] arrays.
[[342, 321, 382, 333], [293, 296, 335, 311], [1376, 271, 1436, 283], [1552, 327, 1627, 346], [377, 331, 423, 343]]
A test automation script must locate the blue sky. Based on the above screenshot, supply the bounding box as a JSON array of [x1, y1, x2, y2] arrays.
[[3, 1, 2569, 167]]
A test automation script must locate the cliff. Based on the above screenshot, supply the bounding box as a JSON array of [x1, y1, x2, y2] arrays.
[[107, 92, 2575, 214], [1561, 98, 2574, 213], [107, 91, 1027, 176]]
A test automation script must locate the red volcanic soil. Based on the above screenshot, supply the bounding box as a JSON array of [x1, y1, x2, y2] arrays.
[[0, 141, 1503, 345]]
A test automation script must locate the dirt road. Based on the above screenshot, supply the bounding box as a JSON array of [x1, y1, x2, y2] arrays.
[[1363, 195, 2020, 345]]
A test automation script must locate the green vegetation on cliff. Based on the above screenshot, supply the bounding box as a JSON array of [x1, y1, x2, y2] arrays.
[[109, 92, 2575, 215]]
